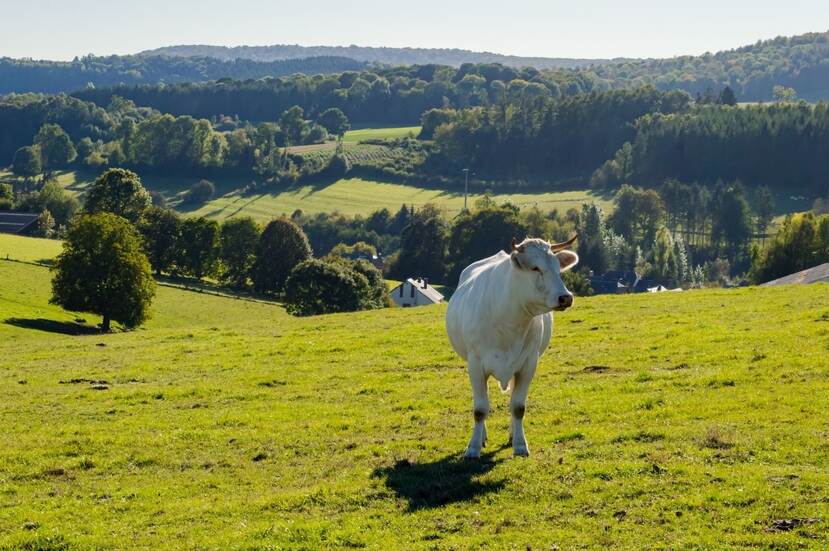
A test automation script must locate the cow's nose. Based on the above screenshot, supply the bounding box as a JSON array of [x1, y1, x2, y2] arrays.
[[558, 294, 573, 309]]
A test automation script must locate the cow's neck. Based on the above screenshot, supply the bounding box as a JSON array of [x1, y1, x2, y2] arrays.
[[493, 264, 540, 331]]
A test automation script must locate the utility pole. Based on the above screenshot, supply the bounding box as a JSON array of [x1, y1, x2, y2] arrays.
[[462, 168, 470, 212]]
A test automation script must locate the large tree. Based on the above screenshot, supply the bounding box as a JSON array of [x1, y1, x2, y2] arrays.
[[220, 216, 260, 287], [84, 168, 151, 223], [12, 145, 42, 177], [51, 213, 156, 332], [139, 206, 182, 275], [317, 108, 350, 138], [178, 217, 221, 280], [387, 204, 448, 283], [279, 106, 306, 145], [447, 202, 529, 283], [252, 218, 312, 294], [34, 123, 77, 169]]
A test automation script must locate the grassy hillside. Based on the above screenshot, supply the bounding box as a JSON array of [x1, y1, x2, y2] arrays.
[[342, 126, 421, 142], [184, 178, 613, 220], [0, 234, 62, 264], [1, 240, 828, 548], [1, 165, 612, 220]]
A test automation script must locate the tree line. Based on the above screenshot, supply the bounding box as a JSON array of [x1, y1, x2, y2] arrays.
[[0, 55, 365, 95], [592, 102, 829, 195], [71, 63, 589, 125], [47, 168, 390, 331], [588, 31, 829, 102]]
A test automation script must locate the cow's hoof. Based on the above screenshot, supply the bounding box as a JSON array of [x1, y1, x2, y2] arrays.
[[464, 448, 481, 459], [513, 446, 530, 457]]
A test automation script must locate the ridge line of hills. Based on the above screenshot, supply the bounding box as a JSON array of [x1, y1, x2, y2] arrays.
[[138, 43, 626, 69]]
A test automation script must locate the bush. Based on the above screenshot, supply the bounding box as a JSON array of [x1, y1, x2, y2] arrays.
[[285, 258, 382, 316], [563, 270, 594, 297], [185, 180, 215, 204]]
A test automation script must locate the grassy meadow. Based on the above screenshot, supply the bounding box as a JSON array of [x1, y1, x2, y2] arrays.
[[2, 166, 611, 220], [341, 126, 421, 142], [1, 237, 828, 548], [183, 178, 613, 220]]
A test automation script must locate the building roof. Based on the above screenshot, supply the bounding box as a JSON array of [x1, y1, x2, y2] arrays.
[[0, 211, 39, 235], [390, 277, 445, 303], [761, 263, 829, 286]]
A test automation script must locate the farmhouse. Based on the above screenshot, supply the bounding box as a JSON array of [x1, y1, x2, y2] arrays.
[[761, 262, 829, 286], [588, 270, 676, 295], [0, 211, 39, 236], [389, 277, 444, 307]]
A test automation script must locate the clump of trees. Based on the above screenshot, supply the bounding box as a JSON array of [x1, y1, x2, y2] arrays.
[[51, 213, 156, 332], [750, 213, 829, 283]]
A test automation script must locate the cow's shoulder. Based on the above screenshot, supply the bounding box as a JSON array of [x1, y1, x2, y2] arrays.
[[458, 251, 509, 288]]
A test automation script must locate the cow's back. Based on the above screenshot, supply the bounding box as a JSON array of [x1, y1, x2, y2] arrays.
[[445, 252, 508, 361]]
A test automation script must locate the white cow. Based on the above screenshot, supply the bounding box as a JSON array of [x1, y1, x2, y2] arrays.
[[446, 236, 578, 458]]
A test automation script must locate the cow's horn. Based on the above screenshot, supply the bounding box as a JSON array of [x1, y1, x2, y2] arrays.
[[550, 234, 577, 252]]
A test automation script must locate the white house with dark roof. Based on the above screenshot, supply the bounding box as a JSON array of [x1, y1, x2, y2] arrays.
[[389, 277, 444, 307]]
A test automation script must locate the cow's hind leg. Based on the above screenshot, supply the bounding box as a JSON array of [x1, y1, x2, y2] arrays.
[[464, 361, 489, 459], [510, 361, 537, 457]]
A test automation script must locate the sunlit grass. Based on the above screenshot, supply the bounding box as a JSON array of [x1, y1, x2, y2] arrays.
[[1, 243, 828, 547]]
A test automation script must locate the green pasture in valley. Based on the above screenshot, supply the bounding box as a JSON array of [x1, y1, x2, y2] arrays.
[[0, 234, 62, 265], [184, 178, 613, 220], [0, 235, 828, 548], [342, 126, 421, 142]]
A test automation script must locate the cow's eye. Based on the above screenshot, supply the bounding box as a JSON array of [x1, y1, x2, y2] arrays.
[[532, 267, 541, 273]]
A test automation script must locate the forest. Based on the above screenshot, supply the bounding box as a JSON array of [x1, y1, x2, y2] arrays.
[[3, 31, 829, 103], [588, 31, 829, 101], [0, 55, 365, 94]]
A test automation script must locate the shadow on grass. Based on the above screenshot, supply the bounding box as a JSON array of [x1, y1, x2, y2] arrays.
[[4, 317, 100, 335], [371, 450, 506, 511]]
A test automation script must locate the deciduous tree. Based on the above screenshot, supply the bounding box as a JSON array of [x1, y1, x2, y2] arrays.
[[51, 213, 156, 332]]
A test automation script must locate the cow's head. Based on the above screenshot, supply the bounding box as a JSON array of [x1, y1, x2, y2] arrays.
[[510, 236, 579, 314]]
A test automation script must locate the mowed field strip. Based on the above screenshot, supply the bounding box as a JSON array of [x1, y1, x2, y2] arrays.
[[0, 236, 828, 548], [185, 178, 613, 220]]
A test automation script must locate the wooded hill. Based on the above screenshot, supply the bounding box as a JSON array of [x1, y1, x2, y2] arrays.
[[0, 55, 366, 95], [139, 43, 614, 69], [3, 30, 828, 101]]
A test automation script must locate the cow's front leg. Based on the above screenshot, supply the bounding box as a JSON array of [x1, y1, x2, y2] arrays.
[[464, 361, 489, 459], [510, 360, 537, 457]]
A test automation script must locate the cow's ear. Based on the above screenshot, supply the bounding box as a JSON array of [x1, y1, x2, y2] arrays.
[[557, 250, 579, 272]]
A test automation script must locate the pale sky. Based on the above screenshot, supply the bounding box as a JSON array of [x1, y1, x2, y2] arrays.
[[1, 0, 827, 61]]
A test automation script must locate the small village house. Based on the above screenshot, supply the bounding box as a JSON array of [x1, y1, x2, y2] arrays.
[[390, 277, 444, 307]]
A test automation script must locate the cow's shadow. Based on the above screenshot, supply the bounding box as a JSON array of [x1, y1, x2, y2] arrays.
[[371, 448, 507, 511]]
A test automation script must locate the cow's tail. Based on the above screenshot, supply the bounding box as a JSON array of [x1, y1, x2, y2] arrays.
[[499, 376, 514, 393]]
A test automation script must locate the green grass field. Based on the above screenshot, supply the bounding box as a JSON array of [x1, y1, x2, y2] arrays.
[[342, 126, 421, 142], [1, 167, 611, 220], [1, 236, 828, 548], [185, 178, 613, 220], [0, 234, 62, 264]]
